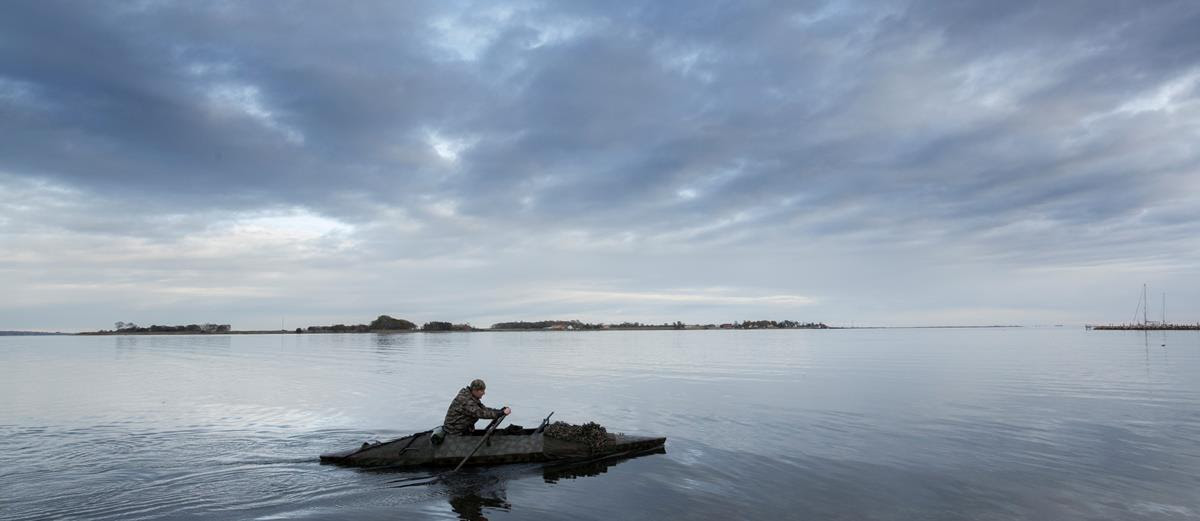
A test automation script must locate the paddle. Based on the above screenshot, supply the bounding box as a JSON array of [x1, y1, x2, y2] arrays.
[[388, 411, 509, 488], [452, 411, 508, 472]]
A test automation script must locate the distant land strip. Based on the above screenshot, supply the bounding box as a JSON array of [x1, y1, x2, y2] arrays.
[[59, 318, 1042, 335], [36, 317, 1198, 336], [76, 316, 833, 335], [23, 316, 1176, 338], [0, 331, 71, 336]]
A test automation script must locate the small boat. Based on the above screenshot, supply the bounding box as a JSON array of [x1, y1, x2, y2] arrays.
[[320, 421, 666, 468]]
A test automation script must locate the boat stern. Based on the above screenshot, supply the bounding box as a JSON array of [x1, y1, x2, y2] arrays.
[[318, 447, 358, 464]]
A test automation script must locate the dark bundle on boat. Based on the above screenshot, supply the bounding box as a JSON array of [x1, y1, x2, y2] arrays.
[[543, 421, 613, 450]]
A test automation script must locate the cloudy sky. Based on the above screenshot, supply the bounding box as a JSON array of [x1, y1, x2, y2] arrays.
[[2, 1, 1199, 331]]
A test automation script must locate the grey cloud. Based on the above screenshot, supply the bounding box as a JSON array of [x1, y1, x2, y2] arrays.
[[3, 0, 1200, 329], [4, 1, 1192, 233]]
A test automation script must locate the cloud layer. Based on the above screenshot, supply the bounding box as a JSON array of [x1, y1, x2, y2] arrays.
[[2, 1, 1199, 330]]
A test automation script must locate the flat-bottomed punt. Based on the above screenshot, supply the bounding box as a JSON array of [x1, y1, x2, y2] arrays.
[[320, 426, 666, 468]]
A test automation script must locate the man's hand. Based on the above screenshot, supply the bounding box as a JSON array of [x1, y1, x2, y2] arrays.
[[502, 407, 512, 416]]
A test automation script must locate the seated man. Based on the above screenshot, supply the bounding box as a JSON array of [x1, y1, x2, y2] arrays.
[[442, 379, 512, 435]]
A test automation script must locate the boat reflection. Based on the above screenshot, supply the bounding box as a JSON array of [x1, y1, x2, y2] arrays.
[[390, 446, 666, 520], [541, 446, 667, 483]]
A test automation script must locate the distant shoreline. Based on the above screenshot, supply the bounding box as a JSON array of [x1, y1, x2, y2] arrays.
[[48, 325, 1037, 336], [0, 331, 72, 336]]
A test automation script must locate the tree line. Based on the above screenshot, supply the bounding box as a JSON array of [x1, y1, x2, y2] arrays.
[[302, 315, 473, 333], [490, 320, 605, 330], [110, 322, 231, 333], [302, 317, 831, 332], [100, 316, 830, 334], [491, 319, 829, 330], [733, 320, 828, 329]]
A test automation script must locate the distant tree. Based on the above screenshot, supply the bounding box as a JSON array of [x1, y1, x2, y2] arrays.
[[306, 323, 367, 332], [489, 320, 602, 330], [369, 315, 417, 330], [422, 321, 453, 331]]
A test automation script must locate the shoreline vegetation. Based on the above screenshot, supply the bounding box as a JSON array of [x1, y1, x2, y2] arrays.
[[79, 316, 835, 335], [55, 316, 1036, 336]]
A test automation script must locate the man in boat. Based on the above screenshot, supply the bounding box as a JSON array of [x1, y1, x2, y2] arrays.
[[442, 379, 511, 435]]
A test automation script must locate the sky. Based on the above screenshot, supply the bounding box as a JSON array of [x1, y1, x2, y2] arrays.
[[2, 1, 1199, 331]]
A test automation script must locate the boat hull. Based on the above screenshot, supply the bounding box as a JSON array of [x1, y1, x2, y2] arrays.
[[320, 428, 665, 468]]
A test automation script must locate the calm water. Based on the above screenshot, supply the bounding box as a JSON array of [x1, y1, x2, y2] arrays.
[[1, 329, 1198, 520]]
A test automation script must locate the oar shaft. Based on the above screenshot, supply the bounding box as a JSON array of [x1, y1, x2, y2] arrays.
[[452, 413, 507, 472]]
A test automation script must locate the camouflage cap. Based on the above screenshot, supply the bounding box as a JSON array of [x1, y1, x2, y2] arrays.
[[469, 379, 486, 390]]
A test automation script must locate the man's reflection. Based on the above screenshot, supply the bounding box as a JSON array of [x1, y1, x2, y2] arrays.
[[445, 475, 510, 521], [439, 447, 667, 520]]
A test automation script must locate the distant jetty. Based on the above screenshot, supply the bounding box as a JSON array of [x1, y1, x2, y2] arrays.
[[1087, 323, 1200, 330]]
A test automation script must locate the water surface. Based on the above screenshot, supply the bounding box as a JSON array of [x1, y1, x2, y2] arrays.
[[1, 329, 1198, 519]]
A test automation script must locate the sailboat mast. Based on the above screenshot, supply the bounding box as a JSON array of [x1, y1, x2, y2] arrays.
[[1143, 284, 1148, 326]]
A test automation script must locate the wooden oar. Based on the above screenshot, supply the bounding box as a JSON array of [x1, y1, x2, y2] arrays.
[[388, 413, 510, 488], [451, 412, 508, 472]]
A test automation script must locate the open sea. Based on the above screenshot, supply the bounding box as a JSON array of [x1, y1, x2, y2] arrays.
[[1, 328, 1198, 520]]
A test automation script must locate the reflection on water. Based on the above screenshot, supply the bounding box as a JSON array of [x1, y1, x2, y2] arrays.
[[430, 448, 667, 520], [370, 446, 668, 520], [115, 333, 232, 351], [542, 446, 668, 483], [372, 332, 418, 353], [446, 480, 511, 521]]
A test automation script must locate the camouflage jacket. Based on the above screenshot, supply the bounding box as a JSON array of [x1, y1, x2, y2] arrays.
[[442, 386, 502, 434]]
